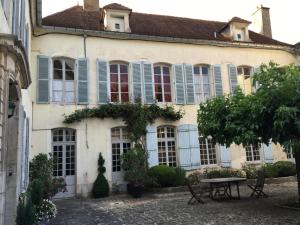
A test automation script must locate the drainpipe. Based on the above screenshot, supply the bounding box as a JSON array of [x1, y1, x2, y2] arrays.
[[83, 34, 89, 149]]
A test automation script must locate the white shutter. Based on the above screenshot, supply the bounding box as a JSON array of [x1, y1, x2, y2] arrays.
[[219, 145, 231, 167], [142, 62, 154, 104], [263, 142, 273, 163], [174, 64, 185, 104], [97, 59, 109, 104], [213, 65, 223, 96], [131, 62, 142, 102], [178, 124, 201, 170], [184, 64, 195, 104], [77, 58, 89, 104], [37, 55, 50, 103], [228, 64, 238, 93], [146, 125, 158, 167]]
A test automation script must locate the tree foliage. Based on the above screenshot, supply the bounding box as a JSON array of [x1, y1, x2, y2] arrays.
[[92, 153, 109, 198]]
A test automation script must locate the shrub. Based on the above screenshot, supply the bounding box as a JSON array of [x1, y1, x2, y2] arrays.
[[35, 199, 57, 223], [273, 161, 296, 177], [122, 146, 149, 186], [92, 153, 109, 198], [29, 179, 44, 206], [148, 165, 176, 187], [205, 168, 246, 179], [173, 167, 186, 186], [16, 193, 35, 225], [241, 164, 258, 179], [263, 163, 278, 178], [187, 171, 203, 185]]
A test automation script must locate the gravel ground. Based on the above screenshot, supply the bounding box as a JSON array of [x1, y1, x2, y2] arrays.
[[49, 182, 300, 225]]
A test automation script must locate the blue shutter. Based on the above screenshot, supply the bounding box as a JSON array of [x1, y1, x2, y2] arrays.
[[174, 64, 185, 104], [189, 125, 201, 169], [220, 145, 231, 167], [146, 125, 158, 167], [20, 0, 25, 43], [142, 62, 154, 104], [184, 64, 195, 104], [178, 124, 200, 170], [254, 67, 261, 90], [131, 62, 142, 102], [37, 55, 50, 103], [213, 65, 223, 96], [13, 0, 20, 37], [263, 142, 273, 163], [77, 58, 89, 104], [97, 59, 109, 104], [228, 64, 238, 93]]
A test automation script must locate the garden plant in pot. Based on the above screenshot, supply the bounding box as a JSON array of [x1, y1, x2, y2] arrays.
[[122, 145, 149, 198]]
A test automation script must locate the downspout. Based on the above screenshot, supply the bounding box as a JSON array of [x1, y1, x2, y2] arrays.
[[83, 34, 89, 149]]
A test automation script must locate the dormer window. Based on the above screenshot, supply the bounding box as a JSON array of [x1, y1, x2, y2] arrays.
[[237, 34, 242, 40], [104, 3, 132, 33], [219, 17, 251, 42]]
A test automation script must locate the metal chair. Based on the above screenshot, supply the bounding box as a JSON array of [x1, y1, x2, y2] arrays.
[[186, 178, 210, 204], [248, 169, 268, 198]]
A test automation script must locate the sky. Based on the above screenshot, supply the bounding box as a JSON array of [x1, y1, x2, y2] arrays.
[[43, 0, 300, 45]]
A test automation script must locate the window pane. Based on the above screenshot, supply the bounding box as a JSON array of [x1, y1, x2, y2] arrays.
[[53, 60, 63, 70], [154, 66, 161, 75], [194, 66, 200, 74], [202, 67, 209, 75], [120, 74, 128, 83], [121, 83, 128, 92], [110, 83, 118, 92], [111, 93, 119, 102], [65, 81, 74, 91], [53, 69, 63, 80], [65, 59, 74, 71], [65, 92, 75, 103], [110, 64, 118, 73], [237, 67, 243, 75], [244, 67, 251, 76], [53, 91, 63, 102], [120, 65, 128, 73], [53, 80, 63, 91], [154, 75, 161, 83], [121, 93, 129, 102], [163, 66, 170, 75], [66, 70, 74, 80]]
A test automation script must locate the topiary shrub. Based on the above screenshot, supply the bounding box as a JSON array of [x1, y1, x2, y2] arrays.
[[29, 179, 44, 206], [273, 161, 296, 177], [92, 153, 109, 198], [148, 165, 176, 187], [263, 163, 278, 178], [16, 193, 35, 225], [205, 168, 246, 179], [173, 167, 186, 186]]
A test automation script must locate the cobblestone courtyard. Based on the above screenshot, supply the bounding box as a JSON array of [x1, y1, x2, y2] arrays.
[[49, 182, 300, 225]]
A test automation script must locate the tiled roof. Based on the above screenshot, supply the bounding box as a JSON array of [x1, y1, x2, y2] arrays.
[[229, 17, 251, 24], [103, 3, 132, 11], [42, 5, 291, 47], [295, 42, 300, 48]]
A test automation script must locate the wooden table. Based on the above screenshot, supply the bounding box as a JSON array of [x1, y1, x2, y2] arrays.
[[200, 177, 247, 200]]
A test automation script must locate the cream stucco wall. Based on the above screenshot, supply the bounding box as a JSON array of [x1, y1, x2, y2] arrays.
[[31, 33, 297, 196]]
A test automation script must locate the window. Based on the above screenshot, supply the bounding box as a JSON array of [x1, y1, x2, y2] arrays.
[[52, 58, 75, 103], [246, 145, 261, 162], [115, 23, 120, 29], [52, 129, 76, 177], [111, 127, 131, 172], [154, 65, 172, 102], [193, 65, 212, 103], [237, 34, 242, 40], [199, 138, 217, 165], [157, 126, 177, 167], [286, 148, 294, 159], [237, 66, 252, 94], [110, 63, 129, 103]]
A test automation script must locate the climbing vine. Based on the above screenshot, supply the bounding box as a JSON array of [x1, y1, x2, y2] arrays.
[[63, 103, 183, 143]]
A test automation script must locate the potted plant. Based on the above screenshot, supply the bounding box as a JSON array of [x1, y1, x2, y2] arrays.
[[122, 145, 148, 198]]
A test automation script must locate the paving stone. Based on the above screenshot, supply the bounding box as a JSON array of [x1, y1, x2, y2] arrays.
[[49, 182, 300, 225]]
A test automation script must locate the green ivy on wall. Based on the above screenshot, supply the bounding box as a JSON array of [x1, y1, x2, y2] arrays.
[[63, 103, 183, 143]]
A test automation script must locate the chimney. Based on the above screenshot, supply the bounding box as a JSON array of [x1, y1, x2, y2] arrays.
[[251, 5, 272, 38], [84, 0, 99, 11]]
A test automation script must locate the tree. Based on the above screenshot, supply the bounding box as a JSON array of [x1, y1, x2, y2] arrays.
[[198, 62, 300, 205], [92, 153, 109, 198]]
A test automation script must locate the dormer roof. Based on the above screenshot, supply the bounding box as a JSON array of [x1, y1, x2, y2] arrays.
[[103, 3, 132, 12]]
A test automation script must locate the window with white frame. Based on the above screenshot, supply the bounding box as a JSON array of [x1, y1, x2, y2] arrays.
[[111, 127, 131, 172], [237, 66, 253, 94], [245, 145, 261, 162], [154, 65, 172, 103], [199, 137, 217, 165], [193, 65, 213, 103], [52, 58, 75, 103], [110, 63, 129, 103], [286, 148, 294, 159], [52, 129, 76, 177], [157, 126, 177, 167]]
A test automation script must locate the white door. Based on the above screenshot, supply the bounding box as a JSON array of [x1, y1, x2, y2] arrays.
[[111, 127, 131, 191], [52, 129, 76, 198]]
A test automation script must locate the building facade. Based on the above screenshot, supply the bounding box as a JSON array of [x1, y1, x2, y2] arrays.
[[0, 0, 32, 224], [30, 0, 298, 197]]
